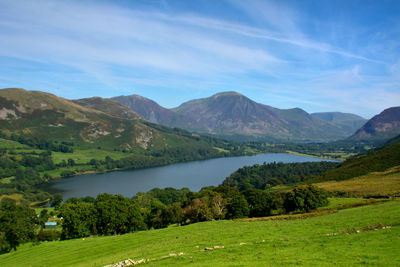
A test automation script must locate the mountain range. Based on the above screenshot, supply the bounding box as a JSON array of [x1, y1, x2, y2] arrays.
[[0, 88, 227, 153], [113, 91, 367, 141], [1, 88, 398, 144]]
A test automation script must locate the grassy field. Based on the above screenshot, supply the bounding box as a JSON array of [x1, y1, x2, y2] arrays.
[[315, 166, 400, 196], [51, 149, 128, 165], [1, 199, 399, 266], [0, 138, 28, 149], [286, 150, 354, 160], [269, 167, 400, 197]]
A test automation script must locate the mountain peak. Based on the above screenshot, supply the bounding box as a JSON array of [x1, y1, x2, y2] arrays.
[[212, 91, 243, 98]]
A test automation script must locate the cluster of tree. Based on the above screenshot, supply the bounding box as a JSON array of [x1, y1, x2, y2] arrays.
[[0, 198, 37, 252], [3, 132, 74, 153], [222, 161, 339, 191], [241, 140, 379, 159], [56, 185, 328, 240], [59, 194, 146, 239]]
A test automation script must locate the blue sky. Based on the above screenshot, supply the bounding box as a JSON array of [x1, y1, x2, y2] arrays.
[[0, 0, 399, 118]]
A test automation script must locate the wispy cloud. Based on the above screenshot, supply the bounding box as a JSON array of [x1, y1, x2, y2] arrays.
[[0, 0, 398, 117]]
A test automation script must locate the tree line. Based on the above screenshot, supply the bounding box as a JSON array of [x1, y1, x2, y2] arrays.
[[222, 161, 339, 191], [57, 185, 327, 240], [0, 184, 328, 252]]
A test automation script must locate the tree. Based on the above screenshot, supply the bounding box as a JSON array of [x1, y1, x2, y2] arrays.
[[50, 193, 63, 208], [225, 194, 249, 219], [153, 202, 184, 229], [243, 189, 273, 217], [58, 202, 97, 239], [208, 192, 226, 220], [67, 158, 75, 167], [0, 198, 37, 252], [184, 198, 211, 223], [94, 193, 145, 235], [39, 209, 50, 228], [283, 185, 328, 213]]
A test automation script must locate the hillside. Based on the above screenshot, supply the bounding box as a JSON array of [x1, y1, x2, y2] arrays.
[[311, 112, 366, 136], [312, 134, 400, 182], [0, 88, 227, 153], [350, 106, 400, 141], [115, 91, 353, 141], [72, 97, 142, 121], [0, 200, 398, 266]]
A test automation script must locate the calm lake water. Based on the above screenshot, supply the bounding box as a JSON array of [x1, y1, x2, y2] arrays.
[[42, 153, 336, 199]]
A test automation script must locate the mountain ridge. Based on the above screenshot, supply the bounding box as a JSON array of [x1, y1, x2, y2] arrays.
[[114, 91, 365, 141]]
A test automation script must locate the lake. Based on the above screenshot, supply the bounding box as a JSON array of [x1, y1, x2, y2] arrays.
[[42, 153, 337, 199]]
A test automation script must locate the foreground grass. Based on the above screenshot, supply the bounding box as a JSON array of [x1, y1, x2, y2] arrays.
[[1, 200, 399, 266]]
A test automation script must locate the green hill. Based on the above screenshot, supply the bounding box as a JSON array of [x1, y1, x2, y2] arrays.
[[0, 199, 398, 266], [0, 88, 245, 204], [312, 134, 400, 182], [0, 88, 232, 153]]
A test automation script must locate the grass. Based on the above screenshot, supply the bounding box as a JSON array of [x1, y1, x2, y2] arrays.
[[0, 138, 28, 149], [0, 193, 22, 202], [0, 199, 399, 266], [315, 166, 400, 196], [51, 149, 128, 165], [269, 166, 400, 197], [286, 150, 352, 160]]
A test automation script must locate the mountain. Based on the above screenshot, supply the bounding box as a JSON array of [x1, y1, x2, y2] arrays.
[[112, 94, 188, 127], [171, 92, 351, 141], [312, 134, 400, 182], [115, 91, 353, 141], [0, 88, 227, 152], [311, 112, 366, 136], [350, 107, 400, 141]]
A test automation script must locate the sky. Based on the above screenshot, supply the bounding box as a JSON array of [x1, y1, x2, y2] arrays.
[[0, 0, 399, 118]]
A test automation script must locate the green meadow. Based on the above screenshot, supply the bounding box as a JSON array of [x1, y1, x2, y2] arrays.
[[1, 199, 399, 266]]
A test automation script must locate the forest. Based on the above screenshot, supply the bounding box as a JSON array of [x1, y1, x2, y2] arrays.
[[222, 161, 339, 190]]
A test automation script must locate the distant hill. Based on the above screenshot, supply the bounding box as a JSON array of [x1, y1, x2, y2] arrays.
[[112, 94, 188, 127], [0, 88, 227, 153], [311, 112, 366, 136], [350, 107, 400, 141], [312, 134, 400, 182], [72, 97, 142, 121], [115, 91, 353, 141]]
